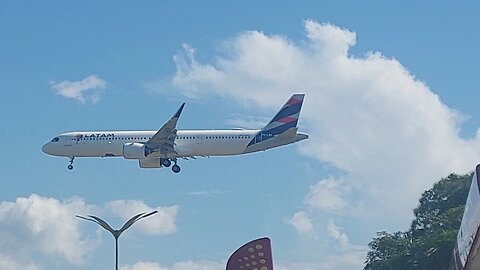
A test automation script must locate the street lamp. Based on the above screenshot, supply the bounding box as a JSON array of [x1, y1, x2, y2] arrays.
[[76, 211, 158, 270]]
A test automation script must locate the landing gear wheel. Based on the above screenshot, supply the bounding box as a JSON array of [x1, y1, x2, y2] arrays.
[[67, 157, 75, 171], [161, 159, 172, 167], [172, 164, 181, 173]]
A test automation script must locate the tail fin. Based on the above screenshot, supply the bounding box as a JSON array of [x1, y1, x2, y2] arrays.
[[261, 94, 305, 135]]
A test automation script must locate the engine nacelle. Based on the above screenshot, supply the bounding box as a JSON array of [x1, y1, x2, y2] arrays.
[[123, 142, 147, 159]]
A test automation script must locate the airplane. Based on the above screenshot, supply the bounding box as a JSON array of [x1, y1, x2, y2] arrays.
[[42, 94, 309, 173]]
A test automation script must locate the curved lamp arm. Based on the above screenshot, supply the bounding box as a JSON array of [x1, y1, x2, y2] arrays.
[[76, 210, 158, 239]]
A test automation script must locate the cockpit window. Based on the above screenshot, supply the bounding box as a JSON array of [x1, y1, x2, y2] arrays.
[[51, 137, 59, 142]]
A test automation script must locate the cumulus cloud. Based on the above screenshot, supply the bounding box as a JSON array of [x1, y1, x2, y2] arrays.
[[285, 217, 366, 269], [51, 74, 106, 104], [287, 211, 314, 236], [0, 254, 39, 270], [0, 194, 93, 266], [106, 200, 178, 235], [120, 260, 223, 270], [162, 19, 480, 229], [226, 114, 270, 129], [122, 260, 368, 270], [276, 260, 364, 270], [305, 178, 349, 212], [0, 195, 180, 270], [326, 220, 362, 251], [326, 220, 367, 268]]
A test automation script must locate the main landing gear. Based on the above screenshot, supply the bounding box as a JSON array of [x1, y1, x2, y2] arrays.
[[67, 157, 75, 170], [161, 158, 181, 173], [161, 158, 172, 167], [172, 164, 181, 174]]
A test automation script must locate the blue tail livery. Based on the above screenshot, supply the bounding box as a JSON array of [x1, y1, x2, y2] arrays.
[[245, 94, 307, 152]]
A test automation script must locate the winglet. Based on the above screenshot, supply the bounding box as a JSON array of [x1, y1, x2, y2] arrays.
[[174, 103, 186, 118]]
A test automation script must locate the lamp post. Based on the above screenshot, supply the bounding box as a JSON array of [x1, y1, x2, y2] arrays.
[[76, 211, 158, 270]]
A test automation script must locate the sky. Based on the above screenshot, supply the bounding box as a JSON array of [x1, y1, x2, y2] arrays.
[[1, 1, 480, 270]]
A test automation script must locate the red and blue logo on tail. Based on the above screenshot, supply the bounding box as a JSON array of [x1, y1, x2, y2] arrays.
[[247, 94, 305, 147], [262, 94, 304, 135]]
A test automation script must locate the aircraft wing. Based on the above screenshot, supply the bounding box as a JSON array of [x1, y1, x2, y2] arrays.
[[144, 103, 185, 157]]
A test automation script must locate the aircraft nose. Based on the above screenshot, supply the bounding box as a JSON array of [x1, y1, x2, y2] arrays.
[[42, 143, 51, 154]]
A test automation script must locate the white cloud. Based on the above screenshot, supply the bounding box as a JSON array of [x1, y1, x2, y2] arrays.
[[185, 190, 227, 197], [121, 259, 365, 270], [0, 195, 180, 270], [326, 220, 367, 268], [162, 19, 480, 230], [51, 74, 106, 104], [106, 200, 178, 235], [287, 211, 314, 237], [120, 260, 223, 270], [326, 219, 366, 253], [276, 260, 364, 270], [0, 254, 39, 270], [226, 114, 270, 129], [327, 220, 352, 250], [305, 178, 349, 212], [0, 194, 93, 266]]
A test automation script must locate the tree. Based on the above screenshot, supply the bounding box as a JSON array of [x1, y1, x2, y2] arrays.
[[364, 173, 472, 270], [411, 173, 472, 238], [365, 231, 412, 270]]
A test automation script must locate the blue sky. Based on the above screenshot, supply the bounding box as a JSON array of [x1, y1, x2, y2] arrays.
[[1, 1, 480, 270]]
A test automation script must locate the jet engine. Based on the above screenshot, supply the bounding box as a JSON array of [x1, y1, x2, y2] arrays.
[[123, 142, 148, 159]]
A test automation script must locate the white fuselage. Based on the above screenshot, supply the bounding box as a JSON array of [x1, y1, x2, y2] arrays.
[[42, 129, 265, 158], [42, 94, 309, 172]]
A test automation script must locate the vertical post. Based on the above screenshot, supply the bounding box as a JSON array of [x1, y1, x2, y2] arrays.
[[115, 236, 119, 270]]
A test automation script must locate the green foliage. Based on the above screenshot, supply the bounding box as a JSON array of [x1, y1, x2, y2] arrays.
[[364, 173, 472, 270], [365, 231, 412, 270]]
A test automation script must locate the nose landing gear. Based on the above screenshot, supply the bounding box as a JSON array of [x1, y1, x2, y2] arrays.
[[67, 157, 75, 170]]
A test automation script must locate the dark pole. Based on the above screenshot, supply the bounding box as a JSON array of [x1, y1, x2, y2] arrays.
[[115, 236, 119, 270], [76, 211, 158, 270]]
